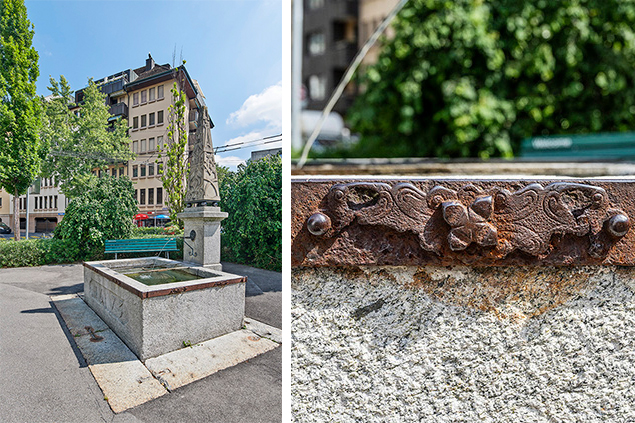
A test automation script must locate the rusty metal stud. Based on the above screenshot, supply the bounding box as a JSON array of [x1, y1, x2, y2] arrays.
[[608, 214, 630, 237], [307, 212, 331, 236]]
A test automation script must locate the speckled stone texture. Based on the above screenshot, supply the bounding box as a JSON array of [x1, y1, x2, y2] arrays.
[[292, 266, 635, 422]]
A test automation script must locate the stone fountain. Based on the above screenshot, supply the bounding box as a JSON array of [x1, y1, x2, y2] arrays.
[[83, 107, 245, 360]]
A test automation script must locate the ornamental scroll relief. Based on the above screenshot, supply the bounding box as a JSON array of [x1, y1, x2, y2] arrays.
[[305, 182, 631, 260]]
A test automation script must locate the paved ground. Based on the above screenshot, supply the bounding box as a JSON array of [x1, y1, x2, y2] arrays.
[[0, 262, 281, 423]]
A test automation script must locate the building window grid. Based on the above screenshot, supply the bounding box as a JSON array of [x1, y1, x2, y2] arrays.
[[140, 165, 146, 177], [140, 139, 146, 153], [133, 116, 138, 129], [149, 87, 155, 102], [133, 93, 139, 106], [157, 85, 164, 99], [149, 113, 155, 126], [157, 187, 163, 204], [133, 165, 138, 178], [157, 110, 164, 125], [148, 188, 154, 205], [148, 164, 154, 177], [140, 90, 147, 104], [141, 115, 147, 128], [132, 141, 138, 153], [140, 189, 146, 205], [149, 137, 155, 151]]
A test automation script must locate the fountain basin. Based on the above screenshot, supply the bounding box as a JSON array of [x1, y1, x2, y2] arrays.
[[83, 257, 246, 360]]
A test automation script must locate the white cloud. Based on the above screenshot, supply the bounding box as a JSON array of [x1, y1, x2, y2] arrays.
[[227, 82, 282, 129], [215, 155, 246, 169], [222, 129, 269, 147]]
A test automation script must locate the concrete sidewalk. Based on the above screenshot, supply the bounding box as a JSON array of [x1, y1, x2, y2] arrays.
[[0, 262, 281, 423]]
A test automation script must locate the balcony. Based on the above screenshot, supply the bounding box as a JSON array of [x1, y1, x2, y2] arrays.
[[109, 102, 128, 119]]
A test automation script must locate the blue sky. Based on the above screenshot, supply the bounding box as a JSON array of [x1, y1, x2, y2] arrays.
[[26, 0, 282, 169]]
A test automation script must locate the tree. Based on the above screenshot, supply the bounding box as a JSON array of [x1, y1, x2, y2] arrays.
[[158, 70, 189, 225], [219, 154, 282, 271], [348, 0, 635, 159], [41, 76, 134, 198], [53, 176, 137, 260], [0, 0, 44, 240]]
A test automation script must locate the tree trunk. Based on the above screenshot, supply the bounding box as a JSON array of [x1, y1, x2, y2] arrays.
[[13, 188, 20, 241]]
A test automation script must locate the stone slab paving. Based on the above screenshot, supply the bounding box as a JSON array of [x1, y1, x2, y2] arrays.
[[0, 263, 282, 422], [51, 293, 280, 413], [145, 329, 279, 391]]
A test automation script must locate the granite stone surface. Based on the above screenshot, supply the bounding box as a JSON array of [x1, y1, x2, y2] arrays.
[[292, 266, 635, 422]]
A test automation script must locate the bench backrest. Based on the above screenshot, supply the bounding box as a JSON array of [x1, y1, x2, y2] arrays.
[[105, 238, 178, 254]]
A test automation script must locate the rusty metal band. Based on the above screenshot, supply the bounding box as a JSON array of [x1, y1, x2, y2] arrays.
[[291, 178, 635, 267]]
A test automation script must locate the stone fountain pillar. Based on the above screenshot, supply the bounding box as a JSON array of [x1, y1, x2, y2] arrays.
[[177, 106, 226, 271]]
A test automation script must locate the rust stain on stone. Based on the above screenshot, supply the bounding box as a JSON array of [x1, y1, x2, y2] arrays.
[[406, 267, 594, 321]]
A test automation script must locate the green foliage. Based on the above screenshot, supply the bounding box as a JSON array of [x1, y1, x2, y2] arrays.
[[0, 239, 44, 267], [348, 0, 635, 158], [158, 78, 189, 225], [0, 0, 44, 239], [219, 155, 281, 272], [41, 76, 134, 198], [53, 176, 137, 260]]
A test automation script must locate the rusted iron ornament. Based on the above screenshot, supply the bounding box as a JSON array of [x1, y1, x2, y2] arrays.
[[292, 179, 635, 267]]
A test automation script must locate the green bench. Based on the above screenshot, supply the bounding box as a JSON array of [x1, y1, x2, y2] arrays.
[[105, 238, 178, 259]]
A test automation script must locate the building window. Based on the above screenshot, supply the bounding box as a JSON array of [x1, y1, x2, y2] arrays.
[[149, 87, 155, 102], [132, 141, 138, 153], [135, 189, 138, 203], [141, 90, 147, 104], [49, 195, 53, 209], [133, 116, 138, 129], [119, 167, 124, 177], [308, 0, 324, 9], [44, 196, 48, 209], [157, 135, 163, 149], [149, 112, 155, 126], [148, 163, 154, 177], [0, 198, 2, 207], [141, 115, 147, 128], [157, 85, 164, 99], [157, 110, 164, 125], [309, 75, 327, 101], [111, 168, 116, 177], [140, 189, 146, 205], [140, 165, 146, 177], [157, 162, 163, 174], [54, 195, 58, 209], [133, 93, 139, 106], [148, 188, 154, 205], [133, 165, 138, 178], [157, 187, 163, 204], [308, 32, 326, 56], [140, 139, 146, 153], [149, 137, 155, 151]]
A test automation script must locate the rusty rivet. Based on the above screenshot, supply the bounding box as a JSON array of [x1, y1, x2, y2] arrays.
[[307, 212, 331, 236], [608, 214, 630, 237]]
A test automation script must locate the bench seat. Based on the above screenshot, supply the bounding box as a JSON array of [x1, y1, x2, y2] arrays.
[[105, 238, 178, 259]]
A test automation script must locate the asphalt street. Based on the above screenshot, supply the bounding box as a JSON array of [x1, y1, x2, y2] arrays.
[[0, 262, 281, 423]]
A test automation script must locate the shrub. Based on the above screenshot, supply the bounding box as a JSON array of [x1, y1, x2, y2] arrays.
[[0, 239, 44, 268], [219, 154, 281, 271]]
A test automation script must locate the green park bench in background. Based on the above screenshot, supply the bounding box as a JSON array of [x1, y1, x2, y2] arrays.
[[104, 238, 178, 259], [520, 131, 635, 160]]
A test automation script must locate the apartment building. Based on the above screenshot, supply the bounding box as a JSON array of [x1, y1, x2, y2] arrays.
[[301, 0, 398, 115], [0, 178, 67, 232], [303, 0, 359, 114], [0, 54, 209, 232]]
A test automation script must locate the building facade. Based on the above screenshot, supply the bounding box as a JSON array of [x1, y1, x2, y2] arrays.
[[0, 54, 209, 231], [301, 0, 399, 116]]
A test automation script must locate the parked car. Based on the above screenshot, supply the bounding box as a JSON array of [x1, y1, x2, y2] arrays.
[[0, 222, 12, 234]]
